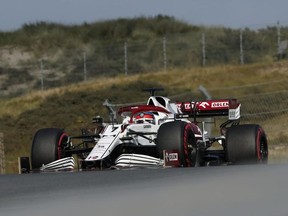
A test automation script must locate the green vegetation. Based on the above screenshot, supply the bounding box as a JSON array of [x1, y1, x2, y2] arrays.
[[0, 16, 288, 173], [0, 61, 288, 173], [1, 16, 288, 98]]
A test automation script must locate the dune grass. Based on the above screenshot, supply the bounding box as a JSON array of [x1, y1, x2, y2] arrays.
[[1, 16, 288, 99], [0, 60, 288, 173]]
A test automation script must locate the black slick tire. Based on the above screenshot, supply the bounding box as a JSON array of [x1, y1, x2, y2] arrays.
[[225, 124, 268, 164], [31, 128, 68, 169], [157, 121, 198, 167]]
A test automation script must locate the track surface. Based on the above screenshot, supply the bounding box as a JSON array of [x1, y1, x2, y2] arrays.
[[1, 164, 288, 216]]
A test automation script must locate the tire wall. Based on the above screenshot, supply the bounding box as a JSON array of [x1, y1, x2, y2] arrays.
[[225, 124, 268, 164]]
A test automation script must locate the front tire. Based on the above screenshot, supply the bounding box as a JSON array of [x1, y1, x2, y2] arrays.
[[31, 128, 68, 169], [225, 124, 268, 164], [157, 121, 198, 167]]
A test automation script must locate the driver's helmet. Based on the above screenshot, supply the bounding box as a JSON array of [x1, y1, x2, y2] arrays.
[[135, 112, 155, 124]]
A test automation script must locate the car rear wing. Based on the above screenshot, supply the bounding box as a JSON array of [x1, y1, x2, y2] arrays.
[[176, 99, 241, 120]]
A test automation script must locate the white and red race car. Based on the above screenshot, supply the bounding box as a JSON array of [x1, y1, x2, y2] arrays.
[[29, 92, 268, 172]]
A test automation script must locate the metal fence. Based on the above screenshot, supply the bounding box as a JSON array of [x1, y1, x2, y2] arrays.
[[0, 87, 287, 173], [1, 23, 288, 97], [110, 85, 288, 147], [239, 91, 288, 146], [1, 23, 288, 170]]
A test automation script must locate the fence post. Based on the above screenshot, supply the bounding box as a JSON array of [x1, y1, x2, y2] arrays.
[[201, 32, 206, 67], [0, 133, 5, 174], [277, 21, 281, 50], [163, 36, 167, 71], [240, 28, 244, 65], [124, 41, 128, 76], [83, 51, 87, 81]]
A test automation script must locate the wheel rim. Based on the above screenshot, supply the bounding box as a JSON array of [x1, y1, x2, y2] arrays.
[[259, 139, 268, 162], [257, 128, 268, 163], [57, 133, 68, 159], [183, 124, 197, 167]]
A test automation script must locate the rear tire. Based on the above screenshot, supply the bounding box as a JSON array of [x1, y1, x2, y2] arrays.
[[157, 121, 198, 167], [31, 128, 68, 169], [225, 124, 268, 164]]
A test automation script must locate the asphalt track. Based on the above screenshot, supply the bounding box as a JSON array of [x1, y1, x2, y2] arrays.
[[0, 164, 288, 216]]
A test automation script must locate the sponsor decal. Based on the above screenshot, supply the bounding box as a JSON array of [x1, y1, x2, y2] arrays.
[[199, 102, 209, 109], [163, 150, 180, 167], [165, 152, 178, 161], [92, 156, 98, 160], [143, 125, 151, 128], [184, 103, 191, 109], [211, 101, 229, 108], [184, 102, 195, 110]]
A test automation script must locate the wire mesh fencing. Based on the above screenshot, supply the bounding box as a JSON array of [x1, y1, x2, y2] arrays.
[[1, 25, 288, 97], [110, 87, 287, 147], [239, 90, 288, 146]]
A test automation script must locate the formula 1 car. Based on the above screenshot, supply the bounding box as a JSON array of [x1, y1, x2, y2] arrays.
[[29, 92, 268, 171]]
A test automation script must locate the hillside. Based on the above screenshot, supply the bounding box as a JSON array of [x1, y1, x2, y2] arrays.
[[0, 61, 288, 173], [1, 16, 287, 98], [0, 16, 288, 173]]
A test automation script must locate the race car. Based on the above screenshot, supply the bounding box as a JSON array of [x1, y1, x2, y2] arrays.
[[29, 92, 268, 171]]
